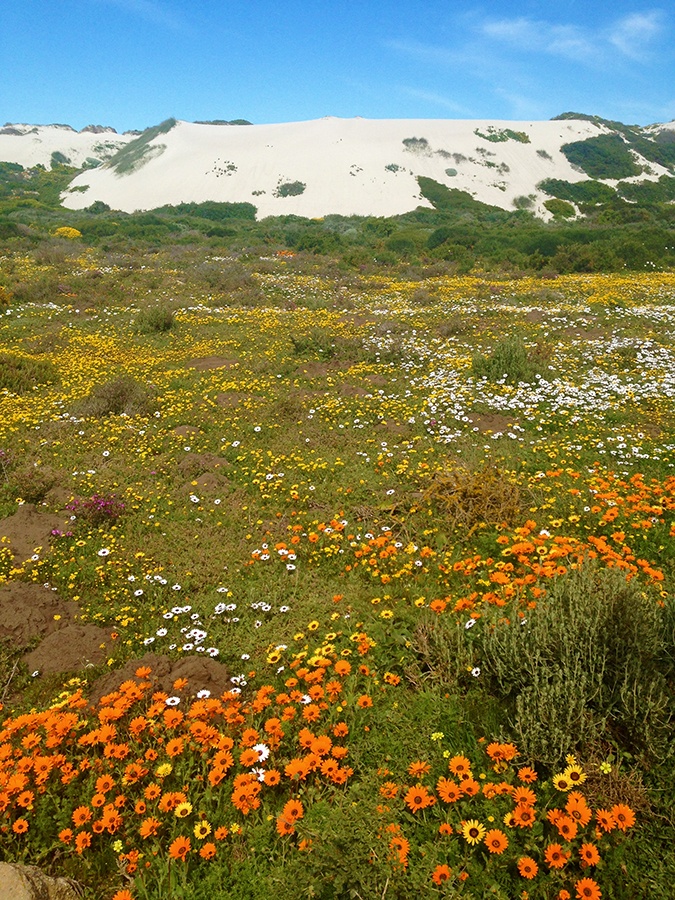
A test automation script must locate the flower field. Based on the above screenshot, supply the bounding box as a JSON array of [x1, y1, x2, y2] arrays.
[[0, 245, 674, 899]]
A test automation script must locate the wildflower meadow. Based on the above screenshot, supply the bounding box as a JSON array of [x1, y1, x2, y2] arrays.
[[0, 243, 673, 899]]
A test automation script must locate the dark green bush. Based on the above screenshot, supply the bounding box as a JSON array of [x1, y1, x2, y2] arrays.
[[76, 376, 154, 417], [561, 134, 641, 179], [478, 566, 673, 765], [0, 353, 59, 394], [471, 335, 544, 384], [135, 305, 176, 333]]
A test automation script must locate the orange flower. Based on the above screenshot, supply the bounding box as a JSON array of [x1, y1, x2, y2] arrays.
[[610, 804, 635, 831], [12, 818, 29, 834], [276, 815, 295, 836], [484, 829, 508, 854], [380, 781, 399, 799], [144, 783, 161, 800], [214, 826, 229, 840], [438, 823, 453, 835], [404, 784, 434, 812], [512, 786, 537, 806], [332, 722, 349, 737], [566, 793, 592, 827], [356, 695, 373, 708], [72, 806, 92, 827], [407, 760, 431, 777], [544, 843, 570, 869], [575, 877, 602, 900], [513, 803, 537, 828], [111, 891, 135, 900], [448, 755, 471, 778], [432, 864, 452, 884], [239, 748, 260, 767], [96, 775, 115, 793], [75, 831, 92, 854], [436, 777, 461, 803], [518, 766, 537, 783], [264, 769, 281, 786], [595, 809, 615, 833], [199, 842, 217, 860], [59, 828, 73, 844], [139, 817, 161, 839], [166, 738, 184, 757], [579, 843, 600, 867], [517, 857, 538, 880], [556, 815, 578, 841], [168, 836, 191, 860], [282, 799, 304, 822]]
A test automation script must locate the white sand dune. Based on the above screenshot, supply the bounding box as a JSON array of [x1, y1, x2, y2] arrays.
[[0, 123, 131, 169], [1, 117, 673, 219]]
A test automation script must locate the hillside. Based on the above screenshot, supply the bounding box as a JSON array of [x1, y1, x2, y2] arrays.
[[2, 115, 674, 220]]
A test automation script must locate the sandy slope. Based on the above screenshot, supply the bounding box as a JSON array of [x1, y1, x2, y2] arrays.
[[1, 117, 672, 219], [0, 124, 131, 169]]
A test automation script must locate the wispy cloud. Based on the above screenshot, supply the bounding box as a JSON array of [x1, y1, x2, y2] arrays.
[[608, 11, 665, 60], [479, 10, 666, 64], [399, 87, 473, 116], [95, 0, 184, 31]]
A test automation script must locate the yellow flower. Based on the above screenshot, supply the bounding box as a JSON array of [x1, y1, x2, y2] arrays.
[[174, 802, 193, 818], [307, 621, 320, 631], [155, 763, 173, 778], [194, 820, 212, 839], [461, 820, 486, 845]]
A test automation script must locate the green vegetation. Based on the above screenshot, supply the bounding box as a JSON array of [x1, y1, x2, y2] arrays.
[[561, 134, 642, 180], [475, 126, 531, 144], [274, 181, 306, 198], [106, 118, 176, 175]]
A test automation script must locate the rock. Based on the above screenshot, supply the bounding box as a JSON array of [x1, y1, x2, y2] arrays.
[[0, 862, 81, 900]]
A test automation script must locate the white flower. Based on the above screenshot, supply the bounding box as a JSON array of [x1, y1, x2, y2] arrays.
[[254, 426, 261, 432], [172, 584, 182, 591], [143, 637, 155, 645], [197, 689, 211, 699], [217, 587, 227, 593], [97, 548, 110, 557], [465, 618, 477, 630], [286, 564, 296, 571], [241, 653, 250, 660], [165, 696, 181, 706], [102, 450, 110, 457], [253, 743, 270, 761], [190, 495, 200, 503], [134, 589, 144, 596], [31, 670, 39, 677], [471, 667, 481, 677], [214, 498, 221, 505], [163, 612, 174, 619], [206, 647, 219, 657], [182, 643, 194, 651], [128, 575, 136, 582], [156, 628, 168, 637], [215, 603, 226, 614]]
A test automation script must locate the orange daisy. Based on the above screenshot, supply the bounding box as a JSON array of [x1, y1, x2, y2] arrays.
[[484, 829, 508, 854], [517, 857, 538, 880]]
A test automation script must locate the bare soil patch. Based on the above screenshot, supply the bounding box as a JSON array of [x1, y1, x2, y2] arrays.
[[23, 624, 113, 675], [0, 503, 67, 561], [88, 652, 231, 706], [468, 413, 519, 434], [186, 356, 238, 371], [0, 583, 78, 647]]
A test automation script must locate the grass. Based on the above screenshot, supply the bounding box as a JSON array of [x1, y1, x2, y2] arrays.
[[0, 246, 673, 899]]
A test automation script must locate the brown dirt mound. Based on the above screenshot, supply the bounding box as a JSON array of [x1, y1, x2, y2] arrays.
[[0, 503, 68, 561], [173, 424, 201, 437], [88, 652, 231, 707], [183, 472, 228, 494], [0, 582, 78, 647], [468, 413, 519, 434], [187, 356, 238, 370], [23, 624, 113, 675], [177, 453, 230, 480]]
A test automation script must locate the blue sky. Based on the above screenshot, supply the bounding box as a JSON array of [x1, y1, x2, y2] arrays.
[[1, 1, 673, 131]]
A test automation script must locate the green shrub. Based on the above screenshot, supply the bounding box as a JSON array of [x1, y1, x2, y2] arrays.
[[75, 376, 154, 417], [0, 353, 59, 394], [274, 181, 306, 198], [471, 334, 544, 384], [538, 178, 616, 205], [107, 118, 176, 175], [135, 304, 176, 333], [561, 134, 641, 179], [544, 198, 576, 218], [478, 566, 673, 765]]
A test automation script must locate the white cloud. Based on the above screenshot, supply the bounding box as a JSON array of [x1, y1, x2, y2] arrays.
[[608, 11, 665, 59], [399, 87, 472, 116], [95, 0, 183, 30]]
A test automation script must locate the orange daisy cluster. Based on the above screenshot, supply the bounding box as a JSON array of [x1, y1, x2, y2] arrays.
[[371, 740, 635, 894], [0, 654, 366, 876]]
